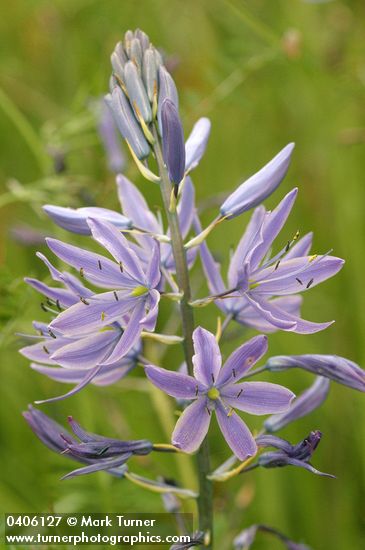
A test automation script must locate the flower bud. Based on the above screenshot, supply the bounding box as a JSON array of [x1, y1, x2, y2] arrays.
[[143, 48, 158, 102], [124, 61, 152, 122], [105, 87, 150, 159], [161, 99, 185, 185], [220, 143, 295, 219], [43, 205, 132, 235], [185, 117, 211, 173], [266, 354, 365, 392], [157, 65, 179, 132]]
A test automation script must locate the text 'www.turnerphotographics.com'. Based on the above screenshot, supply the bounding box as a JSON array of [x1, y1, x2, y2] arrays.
[[4, 513, 193, 546]]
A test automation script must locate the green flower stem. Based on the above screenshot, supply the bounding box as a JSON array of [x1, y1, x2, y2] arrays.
[[152, 127, 213, 546]]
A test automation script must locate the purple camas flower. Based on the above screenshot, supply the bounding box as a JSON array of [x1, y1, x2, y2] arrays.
[[266, 354, 365, 392], [23, 406, 152, 479], [200, 188, 344, 333], [220, 143, 295, 219], [146, 328, 294, 460], [41, 218, 160, 364]]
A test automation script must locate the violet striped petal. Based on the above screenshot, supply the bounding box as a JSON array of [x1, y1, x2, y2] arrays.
[[50, 293, 136, 336], [192, 327, 222, 387], [24, 278, 77, 308], [46, 238, 131, 289], [217, 335, 268, 386], [36, 253, 93, 299], [43, 205, 131, 235], [140, 289, 160, 331], [221, 381, 295, 415], [253, 256, 344, 295], [116, 174, 161, 234], [220, 143, 295, 219], [228, 206, 266, 288], [215, 400, 257, 460], [35, 365, 102, 404], [87, 217, 146, 283], [185, 117, 211, 173], [265, 377, 330, 432], [146, 243, 161, 288], [30, 364, 90, 383], [172, 398, 211, 453], [62, 457, 129, 480], [145, 365, 203, 399], [20, 338, 68, 365], [50, 330, 119, 369], [99, 299, 146, 364], [177, 177, 195, 239], [235, 296, 303, 333], [249, 188, 298, 270], [246, 293, 333, 334]]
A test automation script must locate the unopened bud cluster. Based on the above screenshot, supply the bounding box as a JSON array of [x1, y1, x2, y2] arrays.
[[105, 28, 181, 167]]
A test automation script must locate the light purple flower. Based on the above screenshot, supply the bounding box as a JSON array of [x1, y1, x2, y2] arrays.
[[266, 354, 365, 392], [44, 217, 161, 364], [234, 524, 312, 550], [145, 328, 294, 460], [265, 376, 330, 432], [199, 189, 344, 333], [220, 143, 295, 219]]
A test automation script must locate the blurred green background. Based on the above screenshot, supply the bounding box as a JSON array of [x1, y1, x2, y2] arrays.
[[0, 0, 364, 548]]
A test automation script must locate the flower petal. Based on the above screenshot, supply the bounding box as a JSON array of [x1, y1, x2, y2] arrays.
[[185, 117, 211, 173], [220, 144, 295, 219], [102, 299, 146, 364], [215, 400, 257, 460], [192, 326, 222, 386], [221, 381, 295, 414], [87, 217, 146, 283], [24, 278, 77, 308], [172, 398, 211, 453], [235, 296, 303, 333], [145, 365, 202, 399], [46, 238, 129, 289], [50, 330, 119, 369], [43, 205, 131, 235], [217, 335, 268, 386], [35, 365, 102, 404], [177, 177, 195, 239]]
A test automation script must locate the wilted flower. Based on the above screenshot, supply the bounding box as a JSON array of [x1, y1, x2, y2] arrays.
[[161, 99, 185, 185], [146, 328, 294, 460], [256, 431, 334, 478], [200, 188, 344, 333], [170, 531, 205, 550], [266, 354, 365, 392], [23, 406, 152, 479], [265, 376, 330, 432], [220, 143, 295, 219]]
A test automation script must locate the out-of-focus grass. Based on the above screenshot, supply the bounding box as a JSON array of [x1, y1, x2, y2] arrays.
[[0, 1, 364, 548]]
